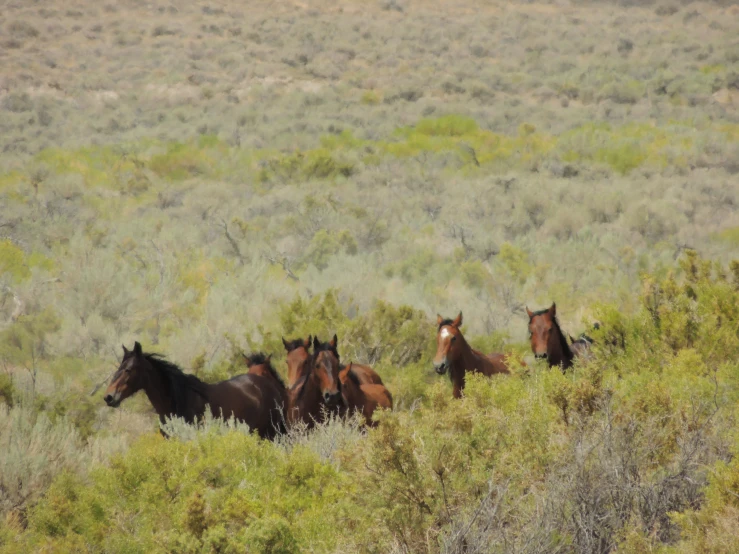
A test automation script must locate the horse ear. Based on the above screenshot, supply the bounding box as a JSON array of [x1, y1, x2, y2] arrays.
[[549, 303, 556, 317], [453, 311, 463, 328], [526, 306, 533, 318], [330, 334, 338, 348], [437, 314, 443, 326], [305, 335, 312, 349], [133, 341, 143, 356], [313, 336, 320, 350], [242, 352, 250, 365], [122, 344, 129, 356], [282, 337, 289, 351], [266, 354, 272, 363]]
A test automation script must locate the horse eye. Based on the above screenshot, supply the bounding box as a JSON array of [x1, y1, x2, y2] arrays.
[[451, 336, 456, 342]]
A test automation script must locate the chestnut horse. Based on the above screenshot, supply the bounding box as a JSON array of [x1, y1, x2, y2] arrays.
[[433, 312, 510, 399], [104, 342, 285, 439], [526, 303, 576, 371], [322, 334, 384, 386], [340, 362, 393, 426], [285, 336, 344, 427]]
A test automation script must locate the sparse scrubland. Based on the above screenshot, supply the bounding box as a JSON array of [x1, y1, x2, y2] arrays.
[[1, 0, 738, 551]]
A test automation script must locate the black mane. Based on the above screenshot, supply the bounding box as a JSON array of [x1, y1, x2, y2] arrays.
[[550, 317, 573, 360], [528, 308, 551, 321], [145, 353, 207, 419], [345, 365, 361, 387], [283, 337, 308, 352], [245, 352, 285, 389], [314, 339, 340, 361], [438, 318, 455, 330]]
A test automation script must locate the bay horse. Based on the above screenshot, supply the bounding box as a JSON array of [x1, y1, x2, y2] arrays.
[[526, 303, 576, 371], [433, 312, 511, 399], [282, 336, 312, 386], [104, 342, 285, 439], [244, 351, 288, 433], [339, 362, 393, 427], [285, 336, 345, 427], [322, 334, 385, 386]]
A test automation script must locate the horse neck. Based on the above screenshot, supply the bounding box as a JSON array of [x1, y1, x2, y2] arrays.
[[342, 372, 363, 405], [144, 364, 209, 422], [548, 321, 573, 368], [290, 361, 321, 407], [449, 336, 479, 391], [250, 366, 285, 391], [142, 367, 175, 418]]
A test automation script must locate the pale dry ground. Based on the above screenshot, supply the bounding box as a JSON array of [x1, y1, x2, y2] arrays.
[[1, 0, 737, 162]]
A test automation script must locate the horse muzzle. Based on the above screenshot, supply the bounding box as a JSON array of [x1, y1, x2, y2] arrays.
[[534, 353, 548, 360], [323, 391, 342, 406], [104, 392, 121, 407], [434, 362, 448, 375]]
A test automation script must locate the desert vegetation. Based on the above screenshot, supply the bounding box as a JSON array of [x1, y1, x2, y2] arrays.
[[1, 0, 738, 551]]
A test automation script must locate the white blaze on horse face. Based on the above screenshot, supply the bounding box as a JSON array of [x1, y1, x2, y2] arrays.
[[440, 327, 452, 340]]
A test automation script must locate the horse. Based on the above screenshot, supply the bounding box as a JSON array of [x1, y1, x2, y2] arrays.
[[285, 336, 344, 427], [526, 303, 576, 371], [339, 362, 393, 426], [104, 342, 285, 439], [433, 312, 511, 399], [282, 336, 312, 386], [569, 333, 595, 360], [243, 351, 288, 432], [322, 334, 385, 386]]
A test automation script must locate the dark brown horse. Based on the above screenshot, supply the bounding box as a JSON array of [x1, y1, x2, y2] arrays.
[[322, 334, 385, 386], [244, 351, 288, 432], [526, 303, 576, 371], [104, 342, 285, 439], [285, 336, 344, 427], [433, 312, 511, 399], [339, 362, 393, 427], [282, 336, 312, 386]]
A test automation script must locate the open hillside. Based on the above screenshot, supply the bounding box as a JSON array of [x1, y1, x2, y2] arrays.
[[1, 0, 739, 552]]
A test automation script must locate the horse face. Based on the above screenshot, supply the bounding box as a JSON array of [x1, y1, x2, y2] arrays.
[[433, 312, 463, 375], [527, 304, 555, 360], [283, 337, 311, 385], [104, 342, 149, 407], [314, 350, 342, 407]]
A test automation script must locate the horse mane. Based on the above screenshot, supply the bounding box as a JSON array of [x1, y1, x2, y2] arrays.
[[345, 365, 361, 387], [314, 338, 341, 361], [283, 338, 308, 352], [438, 318, 455, 330], [551, 317, 573, 359], [145, 353, 207, 418], [527, 308, 551, 320], [245, 352, 285, 389]]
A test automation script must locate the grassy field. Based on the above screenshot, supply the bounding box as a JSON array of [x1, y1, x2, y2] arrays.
[[1, 0, 739, 552]]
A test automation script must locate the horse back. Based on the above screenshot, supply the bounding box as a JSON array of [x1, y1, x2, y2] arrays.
[[344, 363, 384, 386], [483, 352, 511, 375], [210, 374, 285, 439], [362, 383, 393, 410]]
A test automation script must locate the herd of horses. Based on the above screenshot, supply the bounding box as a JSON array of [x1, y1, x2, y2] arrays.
[[104, 302, 595, 438]]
